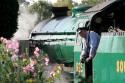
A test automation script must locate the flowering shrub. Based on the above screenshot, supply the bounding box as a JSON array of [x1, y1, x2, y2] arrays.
[[76, 63, 83, 74], [0, 37, 63, 83]]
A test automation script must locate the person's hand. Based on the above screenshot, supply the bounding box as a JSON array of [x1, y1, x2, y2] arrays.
[[86, 56, 92, 62], [80, 56, 87, 63], [80, 54, 87, 63], [80, 58, 85, 63]]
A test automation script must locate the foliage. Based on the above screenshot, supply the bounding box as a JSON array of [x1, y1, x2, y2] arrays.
[[83, 0, 99, 6], [72, 0, 104, 6], [29, 0, 52, 22], [0, 37, 63, 83], [0, 0, 19, 39], [52, 0, 73, 10]]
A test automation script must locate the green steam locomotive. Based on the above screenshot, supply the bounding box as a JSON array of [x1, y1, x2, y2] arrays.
[[30, 0, 125, 83]]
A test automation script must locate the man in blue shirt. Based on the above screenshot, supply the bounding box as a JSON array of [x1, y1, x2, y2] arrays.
[[77, 27, 100, 62], [77, 27, 100, 80]]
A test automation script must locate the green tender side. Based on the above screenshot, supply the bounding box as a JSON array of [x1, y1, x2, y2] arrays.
[[93, 32, 125, 83]]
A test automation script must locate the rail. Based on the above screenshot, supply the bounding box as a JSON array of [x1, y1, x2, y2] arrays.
[[102, 32, 125, 36]]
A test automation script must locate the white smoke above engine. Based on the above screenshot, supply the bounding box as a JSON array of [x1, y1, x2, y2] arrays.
[[13, 4, 38, 40]]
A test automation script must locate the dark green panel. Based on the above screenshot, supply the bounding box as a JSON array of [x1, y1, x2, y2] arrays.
[[93, 53, 125, 83], [42, 44, 74, 63], [97, 34, 125, 53], [94, 33, 125, 83]]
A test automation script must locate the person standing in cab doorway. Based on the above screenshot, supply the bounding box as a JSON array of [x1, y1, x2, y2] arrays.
[[77, 22, 100, 82]]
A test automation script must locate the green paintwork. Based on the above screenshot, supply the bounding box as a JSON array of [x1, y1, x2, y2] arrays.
[[93, 53, 125, 83], [97, 35, 125, 53], [93, 33, 125, 83], [72, 5, 91, 17], [42, 40, 74, 63]]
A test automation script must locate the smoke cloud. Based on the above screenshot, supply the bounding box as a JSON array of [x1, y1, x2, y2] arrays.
[[13, 5, 38, 40]]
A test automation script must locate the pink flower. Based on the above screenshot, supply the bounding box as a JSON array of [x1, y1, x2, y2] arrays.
[[34, 47, 40, 57], [4, 39, 19, 53], [6, 43, 13, 49], [45, 62, 49, 66], [45, 57, 49, 62], [35, 47, 40, 52], [30, 59, 37, 66], [11, 40, 19, 49], [6, 40, 11, 44], [11, 54, 18, 61], [2, 38, 8, 44], [0, 38, 20, 54], [23, 68, 27, 73], [44, 57, 49, 65], [0, 37, 4, 41], [34, 51, 40, 57], [14, 49, 19, 53], [50, 71, 56, 77], [23, 65, 35, 73]]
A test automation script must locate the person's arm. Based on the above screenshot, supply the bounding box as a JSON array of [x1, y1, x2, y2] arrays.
[[86, 32, 100, 62], [80, 38, 87, 63]]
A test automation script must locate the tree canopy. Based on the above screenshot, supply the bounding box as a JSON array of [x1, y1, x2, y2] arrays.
[[0, 0, 19, 39], [29, 1, 52, 22]]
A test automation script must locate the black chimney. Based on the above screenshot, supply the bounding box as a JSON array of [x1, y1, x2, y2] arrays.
[[52, 7, 69, 18]]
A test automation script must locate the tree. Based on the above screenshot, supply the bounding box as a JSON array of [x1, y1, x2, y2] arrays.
[[0, 0, 19, 39], [29, 0, 52, 23], [80, 0, 98, 6]]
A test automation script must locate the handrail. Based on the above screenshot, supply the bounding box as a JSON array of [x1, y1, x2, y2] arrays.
[[102, 32, 125, 36], [29, 38, 75, 42], [31, 32, 75, 36]]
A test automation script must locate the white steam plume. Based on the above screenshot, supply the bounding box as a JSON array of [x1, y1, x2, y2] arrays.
[[13, 5, 38, 40]]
